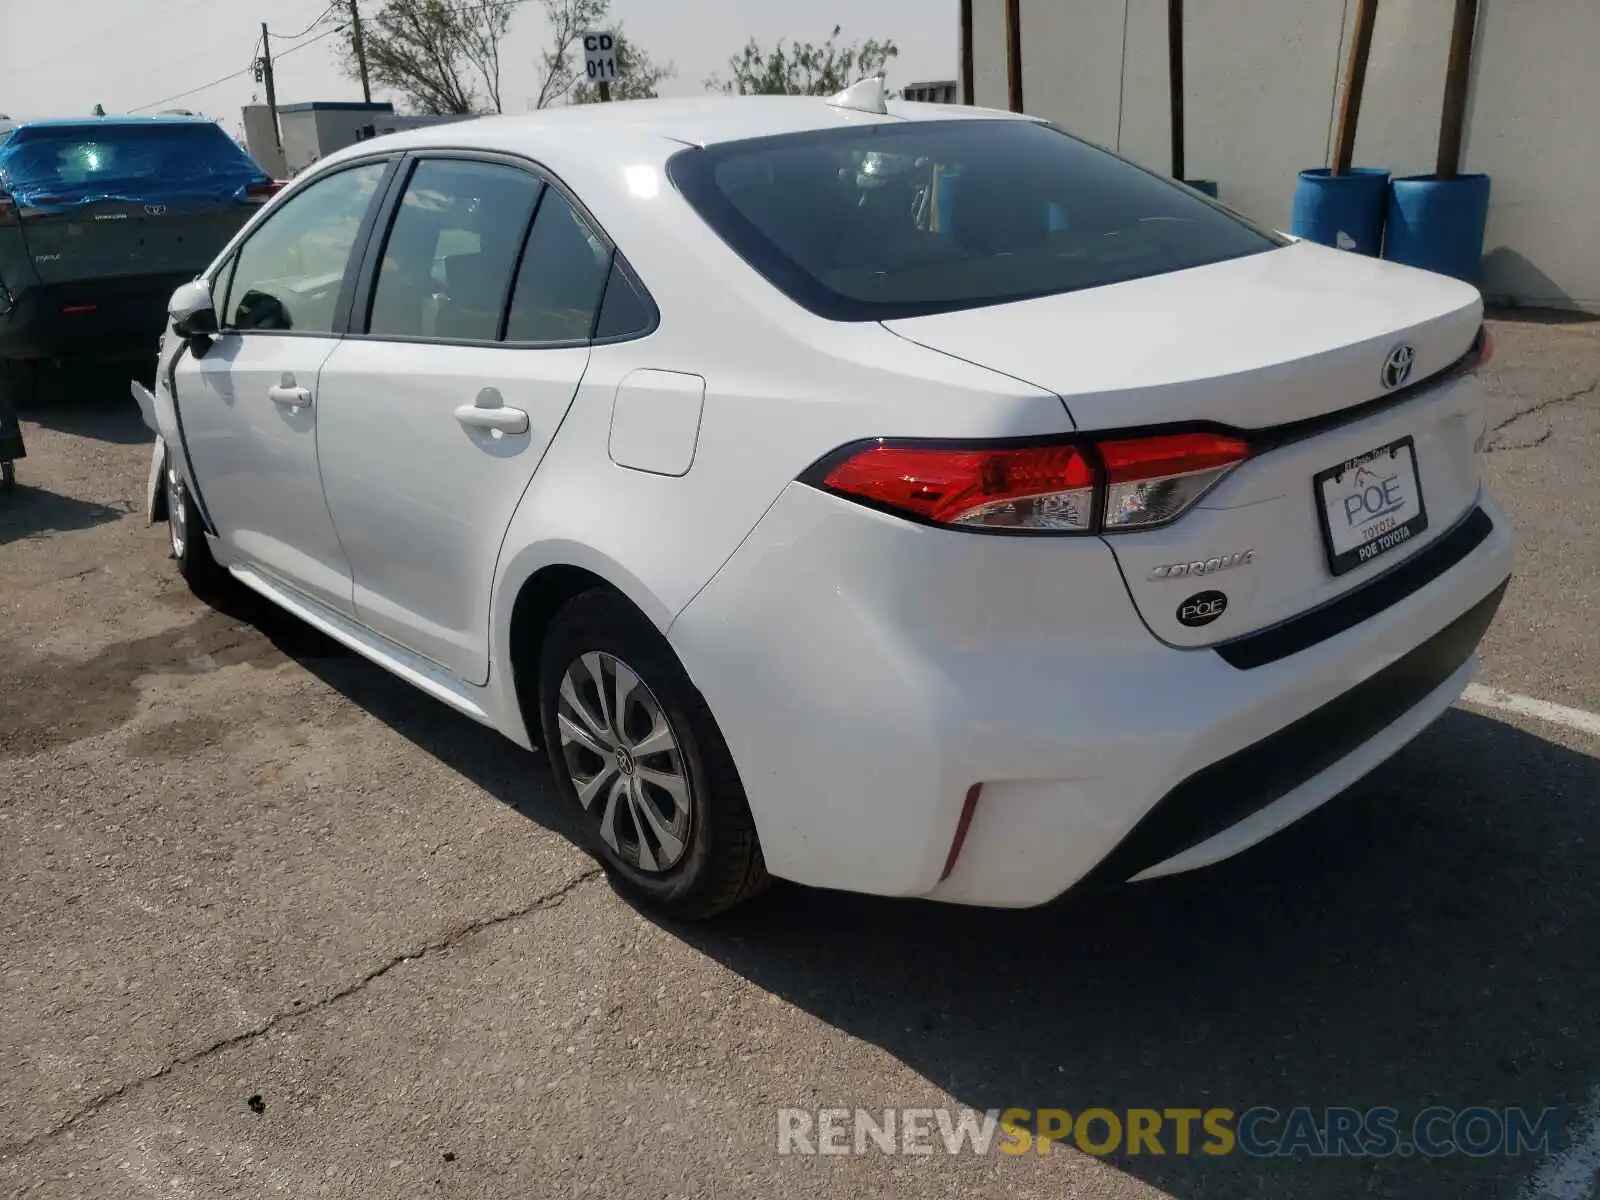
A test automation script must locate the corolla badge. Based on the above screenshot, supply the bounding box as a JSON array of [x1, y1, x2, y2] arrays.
[[1149, 550, 1254, 581]]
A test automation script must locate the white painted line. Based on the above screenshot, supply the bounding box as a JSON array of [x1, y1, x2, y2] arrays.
[[1524, 1086, 1600, 1200], [1462, 685, 1600, 740]]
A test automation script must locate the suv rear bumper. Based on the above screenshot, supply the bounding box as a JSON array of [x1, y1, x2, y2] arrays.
[[668, 482, 1514, 906], [0, 272, 190, 360]]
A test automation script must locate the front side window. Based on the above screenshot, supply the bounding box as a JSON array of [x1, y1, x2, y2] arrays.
[[223, 160, 387, 333], [504, 190, 613, 343], [367, 158, 545, 341], [668, 120, 1284, 321]]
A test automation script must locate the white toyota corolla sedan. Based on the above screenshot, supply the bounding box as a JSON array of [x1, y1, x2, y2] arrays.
[[134, 83, 1512, 918]]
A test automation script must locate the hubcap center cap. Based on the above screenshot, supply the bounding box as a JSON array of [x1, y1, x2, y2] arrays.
[[614, 744, 635, 776]]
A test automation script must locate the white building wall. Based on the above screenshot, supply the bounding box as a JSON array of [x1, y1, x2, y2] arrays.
[[971, 0, 1600, 311]]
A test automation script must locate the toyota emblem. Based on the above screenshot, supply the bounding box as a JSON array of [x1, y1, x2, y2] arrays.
[[1380, 343, 1415, 391], [145, 204, 167, 216]]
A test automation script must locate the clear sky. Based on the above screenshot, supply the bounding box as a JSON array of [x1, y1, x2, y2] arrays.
[[0, 0, 957, 131]]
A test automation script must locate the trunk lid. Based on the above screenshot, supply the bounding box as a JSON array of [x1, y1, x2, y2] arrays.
[[15, 198, 255, 286], [883, 240, 1482, 431], [885, 241, 1490, 649]]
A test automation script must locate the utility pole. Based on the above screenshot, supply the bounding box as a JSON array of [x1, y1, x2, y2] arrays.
[[348, 0, 372, 103], [1435, 0, 1479, 179], [1168, 0, 1185, 180], [1330, 0, 1379, 175], [1003, 0, 1023, 113], [958, 0, 975, 105], [259, 23, 282, 157]]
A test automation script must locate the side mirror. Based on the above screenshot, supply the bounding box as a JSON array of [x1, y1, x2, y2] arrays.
[[169, 280, 218, 342]]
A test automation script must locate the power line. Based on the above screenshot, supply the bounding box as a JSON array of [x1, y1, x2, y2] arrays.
[[271, 2, 344, 42], [129, 60, 259, 114], [275, 25, 349, 61], [127, 25, 344, 115]]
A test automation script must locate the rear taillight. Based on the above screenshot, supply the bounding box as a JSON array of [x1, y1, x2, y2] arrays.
[[1475, 325, 1495, 370], [811, 432, 1250, 535], [821, 442, 1097, 531], [245, 180, 285, 202], [1098, 432, 1251, 530]]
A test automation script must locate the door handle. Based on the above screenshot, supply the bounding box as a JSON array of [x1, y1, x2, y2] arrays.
[[268, 384, 312, 407], [455, 388, 528, 436]]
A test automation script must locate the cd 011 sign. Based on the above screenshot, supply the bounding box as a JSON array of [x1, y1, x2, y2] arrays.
[[583, 32, 618, 82]]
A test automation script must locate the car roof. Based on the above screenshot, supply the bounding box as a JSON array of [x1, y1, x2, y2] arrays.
[[8, 115, 217, 130], [361, 95, 1034, 159]]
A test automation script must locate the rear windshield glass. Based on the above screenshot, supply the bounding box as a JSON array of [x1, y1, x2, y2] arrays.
[[668, 119, 1282, 321], [0, 122, 264, 206]]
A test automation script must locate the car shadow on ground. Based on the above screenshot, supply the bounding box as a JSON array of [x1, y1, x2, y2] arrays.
[[202, 581, 585, 847], [0, 483, 127, 546], [17, 360, 157, 446], [660, 709, 1600, 1200], [193, 589, 1599, 1199]]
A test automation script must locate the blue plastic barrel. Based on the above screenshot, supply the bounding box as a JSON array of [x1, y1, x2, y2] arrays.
[[1382, 174, 1491, 283], [1290, 167, 1390, 255], [1183, 179, 1219, 198]]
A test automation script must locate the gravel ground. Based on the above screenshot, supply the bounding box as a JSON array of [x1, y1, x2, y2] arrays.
[[1, 318, 1597, 1200]]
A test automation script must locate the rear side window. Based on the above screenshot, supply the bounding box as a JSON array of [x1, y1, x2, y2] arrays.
[[367, 159, 544, 341], [0, 121, 265, 206], [223, 161, 387, 334], [668, 119, 1282, 321], [594, 260, 655, 340], [504, 191, 612, 343]]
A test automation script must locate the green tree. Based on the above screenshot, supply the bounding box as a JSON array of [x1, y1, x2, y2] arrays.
[[533, 0, 674, 108], [341, 0, 514, 115], [706, 25, 898, 96]]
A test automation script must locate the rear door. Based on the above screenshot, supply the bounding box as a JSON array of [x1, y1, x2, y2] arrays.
[[177, 158, 393, 615], [315, 155, 621, 682]]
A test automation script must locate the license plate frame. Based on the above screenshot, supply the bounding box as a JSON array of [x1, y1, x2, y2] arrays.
[[1313, 435, 1429, 576]]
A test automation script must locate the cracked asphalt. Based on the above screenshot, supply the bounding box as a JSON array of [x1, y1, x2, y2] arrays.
[[2, 312, 1598, 1200]]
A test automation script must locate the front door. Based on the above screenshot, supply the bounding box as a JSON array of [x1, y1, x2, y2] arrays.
[[315, 157, 615, 682], [176, 159, 390, 615]]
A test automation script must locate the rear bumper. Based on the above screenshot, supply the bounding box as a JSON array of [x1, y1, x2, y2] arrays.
[[669, 482, 1514, 907], [1079, 575, 1505, 887], [0, 272, 190, 360]]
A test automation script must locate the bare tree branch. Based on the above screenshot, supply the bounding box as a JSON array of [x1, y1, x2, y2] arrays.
[[341, 0, 516, 116], [532, 0, 607, 109]]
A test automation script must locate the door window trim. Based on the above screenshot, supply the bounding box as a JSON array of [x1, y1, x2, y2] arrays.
[[210, 154, 402, 340], [341, 147, 659, 351]]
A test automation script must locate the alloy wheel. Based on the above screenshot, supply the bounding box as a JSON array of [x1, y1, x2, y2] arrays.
[[557, 651, 693, 874]]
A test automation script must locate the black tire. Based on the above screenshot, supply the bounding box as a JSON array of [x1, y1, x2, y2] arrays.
[[1, 359, 33, 472], [163, 451, 227, 594], [537, 588, 767, 920]]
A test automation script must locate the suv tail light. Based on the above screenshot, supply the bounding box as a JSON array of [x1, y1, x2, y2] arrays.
[[1473, 324, 1495, 370], [809, 432, 1250, 535], [245, 180, 285, 202]]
